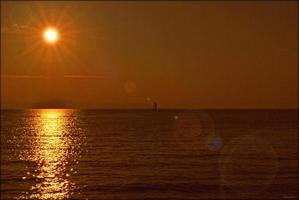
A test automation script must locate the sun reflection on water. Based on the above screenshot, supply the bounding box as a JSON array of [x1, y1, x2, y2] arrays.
[[19, 109, 82, 199]]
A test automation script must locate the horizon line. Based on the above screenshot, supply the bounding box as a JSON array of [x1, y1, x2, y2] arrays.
[[0, 108, 298, 111]]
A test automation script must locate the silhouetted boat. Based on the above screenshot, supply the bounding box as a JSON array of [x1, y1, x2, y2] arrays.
[[153, 101, 157, 111]]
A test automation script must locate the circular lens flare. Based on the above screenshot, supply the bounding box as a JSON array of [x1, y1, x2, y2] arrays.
[[43, 28, 59, 44]]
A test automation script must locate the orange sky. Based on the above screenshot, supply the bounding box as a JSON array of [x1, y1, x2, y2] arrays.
[[1, 1, 298, 109]]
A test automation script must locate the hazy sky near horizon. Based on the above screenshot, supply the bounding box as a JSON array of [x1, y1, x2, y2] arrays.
[[1, 1, 298, 109]]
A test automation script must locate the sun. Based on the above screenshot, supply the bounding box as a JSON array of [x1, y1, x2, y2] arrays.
[[43, 28, 59, 44]]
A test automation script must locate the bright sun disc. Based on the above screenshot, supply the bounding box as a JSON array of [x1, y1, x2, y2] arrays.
[[43, 28, 59, 44]]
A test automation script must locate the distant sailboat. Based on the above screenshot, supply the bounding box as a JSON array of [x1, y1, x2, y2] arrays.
[[153, 101, 158, 111]]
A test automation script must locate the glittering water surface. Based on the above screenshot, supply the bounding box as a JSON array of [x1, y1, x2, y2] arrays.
[[1, 109, 84, 199], [1, 109, 298, 199]]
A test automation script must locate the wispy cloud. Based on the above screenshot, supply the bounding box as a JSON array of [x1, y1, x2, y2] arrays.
[[63, 75, 106, 79], [1, 75, 48, 79], [1, 24, 33, 34], [1, 74, 106, 80]]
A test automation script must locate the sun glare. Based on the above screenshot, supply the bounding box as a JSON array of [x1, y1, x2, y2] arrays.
[[43, 28, 59, 44]]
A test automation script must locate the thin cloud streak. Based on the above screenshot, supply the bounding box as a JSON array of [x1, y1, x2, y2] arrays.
[[1, 24, 33, 34], [1, 74, 106, 80], [1, 75, 49, 79], [63, 75, 106, 79]]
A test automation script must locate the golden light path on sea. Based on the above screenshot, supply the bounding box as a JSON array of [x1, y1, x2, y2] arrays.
[[29, 110, 72, 199], [16, 109, 83, 200]]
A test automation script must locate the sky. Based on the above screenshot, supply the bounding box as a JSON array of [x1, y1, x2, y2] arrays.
[[1, 1, 298, 109]]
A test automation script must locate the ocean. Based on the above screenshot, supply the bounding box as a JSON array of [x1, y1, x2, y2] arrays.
[[1, 109, 298, 199]]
